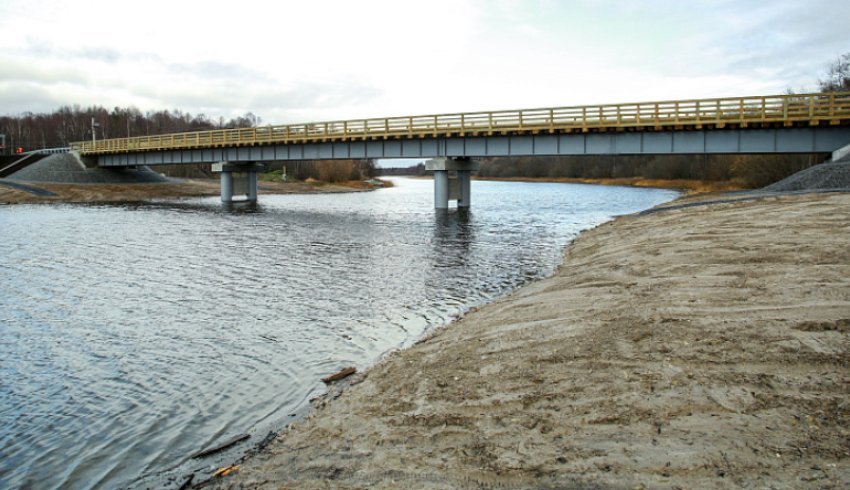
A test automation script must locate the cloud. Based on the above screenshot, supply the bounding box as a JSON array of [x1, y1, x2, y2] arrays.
[[0, 83, 69, 114], [246, 82, 384, 120], [0, 57, 91, 86], [0, 0, 848, 123]]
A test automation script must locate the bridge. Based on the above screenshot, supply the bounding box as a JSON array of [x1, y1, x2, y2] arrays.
[[70, 92, 850, 208]]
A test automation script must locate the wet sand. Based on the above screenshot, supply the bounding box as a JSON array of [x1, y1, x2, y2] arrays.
[[0, 178, 379, 205], [217, 191, 850, 489]]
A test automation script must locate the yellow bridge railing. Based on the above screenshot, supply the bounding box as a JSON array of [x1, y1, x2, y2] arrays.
[[71, 92, 850, 155]]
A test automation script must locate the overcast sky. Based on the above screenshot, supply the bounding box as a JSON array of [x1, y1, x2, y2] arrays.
[[1, 0, 848, 126]]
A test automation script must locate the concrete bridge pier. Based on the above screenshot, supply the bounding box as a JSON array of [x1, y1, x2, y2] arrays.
[[426, 157, 480, 209], [212, 162, 264, 203], [457, 170, 472, 208]]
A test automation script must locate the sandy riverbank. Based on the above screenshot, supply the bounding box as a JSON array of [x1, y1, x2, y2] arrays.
[[0, 178, 381, 205], [216, 190, 850, 489]]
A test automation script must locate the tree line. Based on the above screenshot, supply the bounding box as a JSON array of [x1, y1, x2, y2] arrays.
[[476, 154, 822, 189], [0, 105, 260, 155], [154, 158, 377, 182], [376, 163, 426, 176], [262, 160, 377, 183]]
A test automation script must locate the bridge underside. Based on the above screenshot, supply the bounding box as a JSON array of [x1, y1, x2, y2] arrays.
[[94, 127, 850, 167]]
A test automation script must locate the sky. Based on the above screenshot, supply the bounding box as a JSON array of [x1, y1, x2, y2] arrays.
[[1, 0, 848, 127]]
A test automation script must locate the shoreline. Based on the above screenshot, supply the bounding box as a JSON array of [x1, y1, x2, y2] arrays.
[[393, 174, 744, 194], [0, 178, 385, 205], [213, 190, 850, 489], [472, 175, 744, 194]]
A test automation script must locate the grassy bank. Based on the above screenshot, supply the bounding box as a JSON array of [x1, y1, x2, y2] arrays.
[[475, 176, 743, 194], [0, 178, 388, 205]]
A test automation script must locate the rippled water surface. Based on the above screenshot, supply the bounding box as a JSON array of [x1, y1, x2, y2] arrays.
[[0, 177, 677, 488]]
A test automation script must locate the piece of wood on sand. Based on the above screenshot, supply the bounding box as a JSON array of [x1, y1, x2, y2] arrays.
[[190, 434, 250, 459], [322, 367, 356, 384]]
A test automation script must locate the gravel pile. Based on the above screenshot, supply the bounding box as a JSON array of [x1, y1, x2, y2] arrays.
[[762, 157, 850, 192], [8, 153, 170, 184]]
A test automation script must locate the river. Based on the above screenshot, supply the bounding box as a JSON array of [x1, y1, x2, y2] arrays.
[[0, 177, 677, 488]]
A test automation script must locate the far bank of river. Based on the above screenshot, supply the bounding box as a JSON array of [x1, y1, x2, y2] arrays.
[[1, 171, 737, 206], [389, 174, 745, 194], [472, 175, 744, 193], [0, 178, 386, 205]]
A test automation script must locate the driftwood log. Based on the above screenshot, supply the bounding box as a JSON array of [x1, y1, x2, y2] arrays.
[[321, 367, 356, 384], [190, 434, 250, 459]]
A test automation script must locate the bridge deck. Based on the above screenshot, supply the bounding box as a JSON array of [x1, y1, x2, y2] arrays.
[[72, 92, 850, 156]]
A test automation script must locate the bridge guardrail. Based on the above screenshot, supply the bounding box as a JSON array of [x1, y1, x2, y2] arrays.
[[23, 147, 70, 155], [70, 92, 850, 155]]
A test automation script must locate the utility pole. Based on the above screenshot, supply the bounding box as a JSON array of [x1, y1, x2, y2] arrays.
[[91, 117, 101, 144]]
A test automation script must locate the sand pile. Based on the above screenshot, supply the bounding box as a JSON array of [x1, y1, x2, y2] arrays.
[[762, 158, 850, 192], [8, 152, 170, 184]]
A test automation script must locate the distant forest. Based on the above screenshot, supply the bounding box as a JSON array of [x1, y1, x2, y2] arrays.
[[378, 155, 824, 189], [376, 164, 426, 176], [476, 154, 824, 189], [0, 105, 260, 154]]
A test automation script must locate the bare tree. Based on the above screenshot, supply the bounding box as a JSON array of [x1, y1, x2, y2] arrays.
[[819, 53, 850, 92], [0, 105, 263, 153]]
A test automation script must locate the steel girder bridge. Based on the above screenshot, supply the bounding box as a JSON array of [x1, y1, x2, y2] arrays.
[[70, 91, 850, 207]]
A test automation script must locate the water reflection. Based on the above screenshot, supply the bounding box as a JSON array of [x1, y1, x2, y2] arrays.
[[221, 201, 260, 214], [433, 209, 474, 249]]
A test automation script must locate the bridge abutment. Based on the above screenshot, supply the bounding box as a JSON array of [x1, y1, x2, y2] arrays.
[[212, 162, 264, 203], [426, 157, 479, 210]]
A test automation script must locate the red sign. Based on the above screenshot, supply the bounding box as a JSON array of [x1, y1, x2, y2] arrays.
[[16, 147, 23, 154]]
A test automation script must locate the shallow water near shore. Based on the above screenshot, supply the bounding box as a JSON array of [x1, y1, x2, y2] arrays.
[[0, 177, 677, 488]]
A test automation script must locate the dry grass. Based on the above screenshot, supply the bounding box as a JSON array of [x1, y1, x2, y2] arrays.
[[475, 176, 743, 194], [0, 178, 385, 205], [342, 179, 394, 189]]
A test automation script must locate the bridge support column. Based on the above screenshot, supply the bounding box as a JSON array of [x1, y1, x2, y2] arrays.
[[247, 170, 259, 202], [434, 170, 449, 210], [212, 162, 265, 204], [220, 170, 234, 203], [425, 157, 480, 210], [457, 170, 471, 208]]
